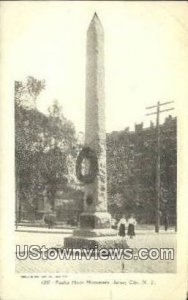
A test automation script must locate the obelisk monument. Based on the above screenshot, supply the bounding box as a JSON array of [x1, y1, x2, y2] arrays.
[[64, 13, 125, 249]]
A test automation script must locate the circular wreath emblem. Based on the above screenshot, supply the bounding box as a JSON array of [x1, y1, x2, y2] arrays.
[[76, 147, 98, 184]]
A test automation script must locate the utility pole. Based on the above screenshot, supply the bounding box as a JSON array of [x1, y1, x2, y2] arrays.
[[146, 101, 174, 233]]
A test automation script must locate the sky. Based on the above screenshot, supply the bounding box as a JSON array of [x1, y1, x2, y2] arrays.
[[1, 1, 188, 133]]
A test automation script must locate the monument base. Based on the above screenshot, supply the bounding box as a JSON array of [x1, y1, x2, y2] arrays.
[[79, 212, 112, 229], [73, 228, 117, 237], [64, 212, 128, 249], [64, 235, 129, 250]]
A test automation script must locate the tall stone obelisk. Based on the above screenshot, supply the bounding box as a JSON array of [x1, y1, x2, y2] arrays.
[[77, 12, 115, 236], [64, 13, 121, 250]]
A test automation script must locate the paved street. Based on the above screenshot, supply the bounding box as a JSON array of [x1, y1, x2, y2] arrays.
[[15, 229, 176, 273]]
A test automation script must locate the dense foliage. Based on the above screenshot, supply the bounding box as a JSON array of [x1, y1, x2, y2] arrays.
[[15, 77, 77, 219]]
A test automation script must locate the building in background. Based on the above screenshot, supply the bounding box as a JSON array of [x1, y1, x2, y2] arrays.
[[107, 115, 177, 226]]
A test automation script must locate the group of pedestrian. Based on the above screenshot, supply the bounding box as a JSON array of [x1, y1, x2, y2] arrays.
[[113, 212, 170, 237], [116, 214, 137, 239]]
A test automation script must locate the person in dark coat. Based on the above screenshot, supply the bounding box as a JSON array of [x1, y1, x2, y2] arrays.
[[117, 215, 127, 237], [127, 214, 137, 239], [164, 213, 169, 231]]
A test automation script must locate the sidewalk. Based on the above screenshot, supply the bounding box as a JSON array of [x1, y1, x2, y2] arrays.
[[15, 225, 176, 235], [15, 226, 73, 234]]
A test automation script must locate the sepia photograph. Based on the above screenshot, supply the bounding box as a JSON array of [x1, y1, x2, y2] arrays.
[[0, 1, 188, 300]]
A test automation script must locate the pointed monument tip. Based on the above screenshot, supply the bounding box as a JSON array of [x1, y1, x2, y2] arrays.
[[87, 12, 104, 34], [88, 12, 103, 29], [92, 12, 100, 22]]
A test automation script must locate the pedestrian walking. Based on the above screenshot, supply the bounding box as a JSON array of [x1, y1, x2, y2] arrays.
[[127, 214, 137, 239], [164, 213, 169, 231], [117, 215, 127, 237]]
